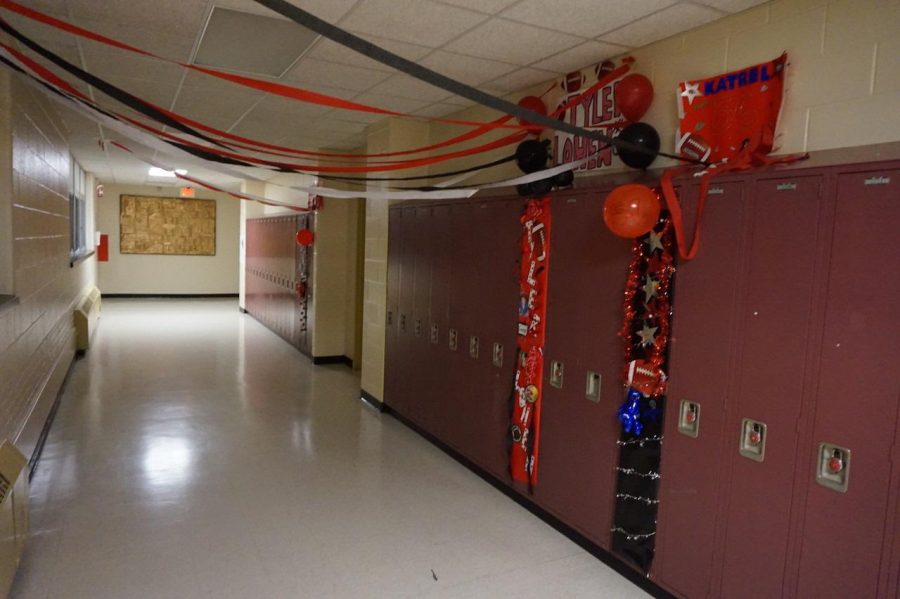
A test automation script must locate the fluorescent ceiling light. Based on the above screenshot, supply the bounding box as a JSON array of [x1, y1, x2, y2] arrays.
[[148, 167, 187, 177]]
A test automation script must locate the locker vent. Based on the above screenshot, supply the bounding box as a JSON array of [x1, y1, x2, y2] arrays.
[[0, 473, 9, 504]]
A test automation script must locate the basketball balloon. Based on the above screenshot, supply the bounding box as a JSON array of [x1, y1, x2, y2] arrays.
[[616, 74, 654, 122], [603, 184, 660, 238], [296, 229, 315, 246], [517, 95, 548, 132]]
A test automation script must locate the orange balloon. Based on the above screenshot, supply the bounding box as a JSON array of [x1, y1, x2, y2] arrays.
[[603, 184, 660, 238]]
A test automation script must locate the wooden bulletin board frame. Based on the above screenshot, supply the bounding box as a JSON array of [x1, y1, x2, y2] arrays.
[[119, 195, 216, 256]]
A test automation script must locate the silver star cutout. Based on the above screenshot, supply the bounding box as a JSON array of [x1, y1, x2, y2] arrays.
[[642, 275, 659, 302], [637, 322, 659, 347], [681, 82, 702, 105], [645, 231, 664, 254]]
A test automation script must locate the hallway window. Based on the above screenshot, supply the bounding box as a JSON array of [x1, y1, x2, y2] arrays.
[[69, 159, 90, 263]]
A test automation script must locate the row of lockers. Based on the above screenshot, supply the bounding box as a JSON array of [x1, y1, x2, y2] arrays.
[[383, 159, 900, 599], [245, 214, 312, 355]]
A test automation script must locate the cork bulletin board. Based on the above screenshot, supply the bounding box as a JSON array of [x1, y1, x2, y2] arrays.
[[119, 195, 216, 255]]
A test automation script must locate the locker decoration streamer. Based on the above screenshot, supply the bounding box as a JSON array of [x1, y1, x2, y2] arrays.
[[509, 197, 552, 489], [611, 206, 676, 572]]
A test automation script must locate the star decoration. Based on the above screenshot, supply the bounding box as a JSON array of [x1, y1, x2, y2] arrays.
[[641, 275, 659, 303], [637, 322, 659, 347], [681, 82, 702, 105], [645, 231, 664, 254]]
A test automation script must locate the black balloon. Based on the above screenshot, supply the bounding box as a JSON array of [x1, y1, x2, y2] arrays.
[[516, 182, 532, 197], [530, 177, 553, 196], [515, 139, 550, 174], [554, 170, 574, 188], [616, 122, 660, 169]]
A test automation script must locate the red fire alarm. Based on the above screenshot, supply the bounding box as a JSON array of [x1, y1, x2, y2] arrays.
[[179, 186, 195, 198]]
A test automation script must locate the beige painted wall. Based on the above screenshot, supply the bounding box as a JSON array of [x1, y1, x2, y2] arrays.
[[0, 72, 97, 459], [359, 0, 900, 401], [95, 184, 240, 294]]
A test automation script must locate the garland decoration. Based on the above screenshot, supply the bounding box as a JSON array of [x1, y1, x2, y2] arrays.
[[509, 197, 552, 489], [610, 205, 676, 572]]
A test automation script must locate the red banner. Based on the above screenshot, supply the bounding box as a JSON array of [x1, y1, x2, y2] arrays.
[[510, 197, 551, 488]]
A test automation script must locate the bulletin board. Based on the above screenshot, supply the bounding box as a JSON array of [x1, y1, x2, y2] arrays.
[[119, 195, 216, 256]]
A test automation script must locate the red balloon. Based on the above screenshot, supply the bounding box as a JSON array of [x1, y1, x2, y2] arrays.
[[616, 74, 654, 122], [603, 184, 660, 238], [295, 229, 314, 246], [517, 95, 548, 132]]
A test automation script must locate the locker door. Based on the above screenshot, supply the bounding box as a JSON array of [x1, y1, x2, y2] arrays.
[[533, 189, 633, 548], [444, 200, 480, 456], [406, 206, 434, 428], [654, 179, 748, 597], [795, 167, 900, 599], [720, 174, 825, 599], [384, 207, 404, 404], [424, 205, 452, 439], [391, 207, 418, 417], [466, 198, 521, 480]]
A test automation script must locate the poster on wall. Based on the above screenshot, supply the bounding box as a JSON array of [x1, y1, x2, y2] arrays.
[[549, 61, 627, 173], [119, 195, 216, 256]]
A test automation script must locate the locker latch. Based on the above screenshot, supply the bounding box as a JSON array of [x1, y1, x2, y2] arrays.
[[585, 372, 601, 403], [414, 319, 422, 337], [739, 418, 767, 461], [549, 361, 564, 389], [678, 400, 700, 438], [448, 328, 458, 351], [469, 336, 479, 359], [816, 442, 851, 493], [386, 310, 393, 326], [492, 343, 503, 368], [400, 314, 407, 332], [430, 324, 439, 344]]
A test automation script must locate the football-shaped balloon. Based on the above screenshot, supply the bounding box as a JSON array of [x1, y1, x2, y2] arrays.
[[562, 70, 585, 94], [677, 131, 712, 162], [516, 95, 548, 132], [603, 184, 660, 238], [616, 122, 660, 169], [616, 74, 654, 122], [595, 60, 615, 80], [515, 139, 550, 174]]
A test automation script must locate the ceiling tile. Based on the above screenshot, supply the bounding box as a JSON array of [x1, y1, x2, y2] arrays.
[[367, 75, 455, 103], [433, 0, 521, 14], [282, 58, 393, 92], [250, 93, 335, 118], [304, 36, 433, 72], [443, 18, 585, 65], [412, 102, 467, 118], [171, 84, 262, 129], [212, 0, 359, 23], [599, 3, 725, 47], [531, 40, 629, 74], [73, 17, 196, 62], [420, 51, 518, 85], [691, 0, 767, 13], [80, 49, 187, 84], [340, 0, 487, 47], [351, 92, 432, 114], [101, 75, 182, 111], [482, 67, 559, 93], [502, 0, 678, 37]]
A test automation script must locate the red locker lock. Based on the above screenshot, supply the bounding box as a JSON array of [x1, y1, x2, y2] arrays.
[[827, 455, 843, 474]]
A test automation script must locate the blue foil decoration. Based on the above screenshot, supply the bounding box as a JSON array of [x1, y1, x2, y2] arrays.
[[618, 388, 644, 437]]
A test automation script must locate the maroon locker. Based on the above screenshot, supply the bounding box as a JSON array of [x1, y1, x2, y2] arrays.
[[423, 204, 453, 439], [405, 206, 435, 428], [392, 206, 419, 417], [653, 178, 749, 597], [465, 198, 521, 480], [794, 166, 900, 599], [719, 173, 826, 599], [532, 188, 632, 548], [384, 207, 404, 404], [442, 200, 480, 454]]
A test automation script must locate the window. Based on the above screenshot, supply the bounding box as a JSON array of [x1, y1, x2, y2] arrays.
[[69, 159, 91, 264]]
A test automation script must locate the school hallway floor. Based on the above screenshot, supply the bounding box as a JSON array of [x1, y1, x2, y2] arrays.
[[10, 299, 648, 599]]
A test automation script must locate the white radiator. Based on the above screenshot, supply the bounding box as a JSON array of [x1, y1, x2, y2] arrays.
[[74, 287, 101, 352]]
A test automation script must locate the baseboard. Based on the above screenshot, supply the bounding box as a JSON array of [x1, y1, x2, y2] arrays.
[[102, 293, 239, 298], [26, 357, 75, 481], [359, 389, 385, 412], [312, 355, 353, 368], [382, 403, 677, 599]]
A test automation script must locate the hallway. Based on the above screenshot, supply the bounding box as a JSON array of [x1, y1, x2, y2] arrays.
[[11, 299, 647, 599]]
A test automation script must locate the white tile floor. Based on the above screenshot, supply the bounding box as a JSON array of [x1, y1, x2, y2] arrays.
[[11, 299, 649, 599]]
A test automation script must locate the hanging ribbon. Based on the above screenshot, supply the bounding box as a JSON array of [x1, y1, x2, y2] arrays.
[[509, 197, 551, 489]]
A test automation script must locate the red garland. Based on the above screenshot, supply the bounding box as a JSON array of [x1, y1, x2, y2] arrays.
[[510, 196, 552, 489], [619, 196, 675, 396]]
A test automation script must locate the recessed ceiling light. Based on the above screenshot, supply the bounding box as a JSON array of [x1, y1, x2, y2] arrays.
[[148, 167, 187, 177]]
